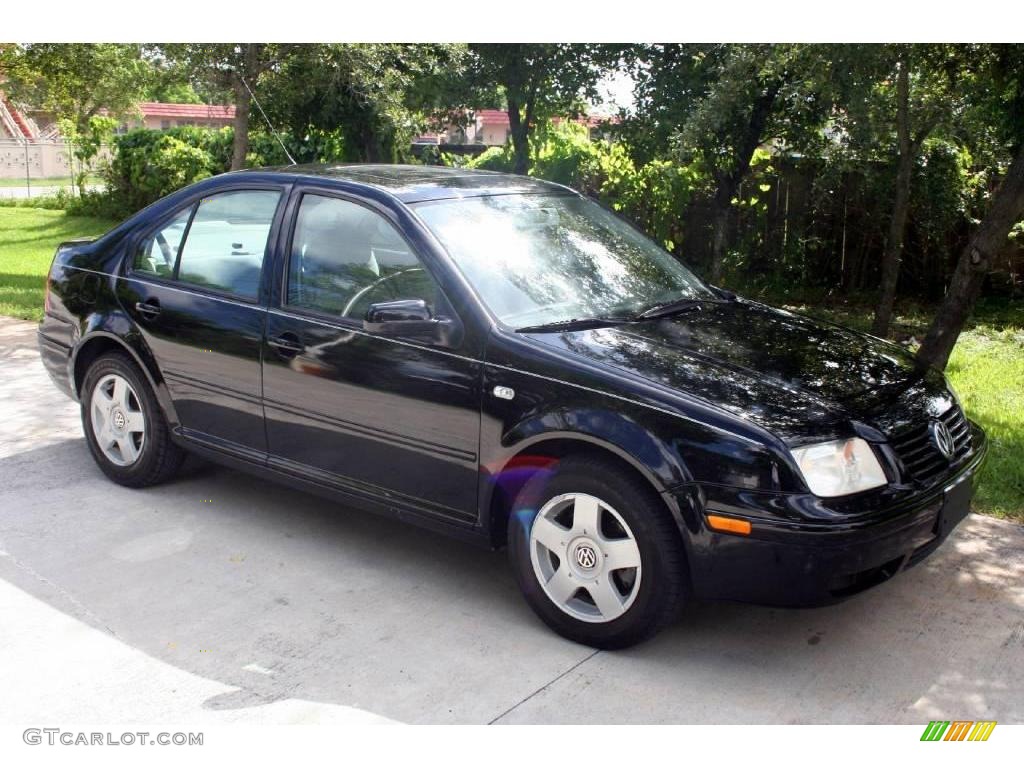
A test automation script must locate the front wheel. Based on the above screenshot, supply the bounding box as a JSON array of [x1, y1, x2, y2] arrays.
[[508, 456, 687, 649]]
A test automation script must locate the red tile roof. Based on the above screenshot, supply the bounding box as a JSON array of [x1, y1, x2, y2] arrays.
[[551, 114, 620, 128], [474, 109, 618, 128], [474, 109, 510, 126], [139, 102, 235, 120]]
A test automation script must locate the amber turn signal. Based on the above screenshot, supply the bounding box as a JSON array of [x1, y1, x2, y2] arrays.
[[706, 515, 752, 535]]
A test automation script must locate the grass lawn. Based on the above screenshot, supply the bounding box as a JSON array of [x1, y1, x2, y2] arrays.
[[0, 208, 115, 321], [1, 208, 1020, 522], [0, 175, 101, 188]]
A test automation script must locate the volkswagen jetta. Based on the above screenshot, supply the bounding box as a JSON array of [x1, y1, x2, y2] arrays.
[[37, 165, 987, 648]]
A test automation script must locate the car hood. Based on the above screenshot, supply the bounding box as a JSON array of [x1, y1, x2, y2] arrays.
[[522, 300, 929, 441]]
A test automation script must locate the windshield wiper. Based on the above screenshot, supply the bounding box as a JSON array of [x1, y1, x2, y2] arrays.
[[637, 296, 728, 320], [515, 316, 634, 333]]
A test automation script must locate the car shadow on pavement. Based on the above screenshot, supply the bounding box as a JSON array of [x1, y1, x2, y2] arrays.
[[1, 438, 1021, 724]]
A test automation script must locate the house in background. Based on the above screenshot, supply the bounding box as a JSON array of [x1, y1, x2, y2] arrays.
[[3, 94, 236, 140], [0, 92, 44, 141], [1, 95, 237, 179], [119, 102, 235, 133], [0, 91, 72, 179], [472, 109, 511, 145], [415, 109, 618, 148]]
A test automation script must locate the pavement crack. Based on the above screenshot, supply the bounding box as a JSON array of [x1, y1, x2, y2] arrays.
[[0, 540, 120, 638], [488, 649, 600, 724]]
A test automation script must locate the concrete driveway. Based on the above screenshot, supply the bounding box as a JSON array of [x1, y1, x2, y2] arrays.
[[1, 316, 1021, 724]]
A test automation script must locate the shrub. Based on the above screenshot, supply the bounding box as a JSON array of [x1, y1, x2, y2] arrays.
[[0, 191, 71, 210], [462, 121, 703, 257], [466, 145, 515, 173], [98, 125, 347, 216], [102, 130, 217, 216]]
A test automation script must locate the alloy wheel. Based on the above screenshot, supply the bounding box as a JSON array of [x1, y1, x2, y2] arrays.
[[529, 492, 643, 623], [90, 373, 146, 467]]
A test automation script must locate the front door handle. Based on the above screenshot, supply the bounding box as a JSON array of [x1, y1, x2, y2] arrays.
[[134, 299, 161, 320], [267, 333, 304, 357]]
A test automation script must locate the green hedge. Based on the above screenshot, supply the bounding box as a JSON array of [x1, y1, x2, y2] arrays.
[[59, 126, 344, 218], [466, 122, 705, 256]]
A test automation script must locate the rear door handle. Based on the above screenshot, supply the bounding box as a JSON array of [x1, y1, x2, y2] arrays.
[[267, 334, 304, 357], [134, 299, 161, 319]]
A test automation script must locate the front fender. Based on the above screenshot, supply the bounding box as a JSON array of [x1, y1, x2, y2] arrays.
[[496, 408, 691, 492], [478, 359, 715, 544]]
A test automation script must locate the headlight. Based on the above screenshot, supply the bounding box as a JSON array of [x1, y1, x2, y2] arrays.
[[790, 438, 887, 497]]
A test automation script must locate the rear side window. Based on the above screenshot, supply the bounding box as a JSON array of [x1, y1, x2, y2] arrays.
[[132, 207, 191, 278], [133, 190, 281, 298], [175, 190, 281, 298]]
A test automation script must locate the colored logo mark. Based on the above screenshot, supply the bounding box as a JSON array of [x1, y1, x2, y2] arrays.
[[920, 720, 996, 741]]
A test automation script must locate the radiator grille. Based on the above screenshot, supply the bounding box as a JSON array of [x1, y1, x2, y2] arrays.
[[888, 404, 973, 488]]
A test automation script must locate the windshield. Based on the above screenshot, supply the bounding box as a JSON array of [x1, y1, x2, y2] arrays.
[[413, 194, 714, 328]]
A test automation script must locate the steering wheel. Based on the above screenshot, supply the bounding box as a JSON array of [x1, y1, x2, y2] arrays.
[[342, 268, 425, 318]]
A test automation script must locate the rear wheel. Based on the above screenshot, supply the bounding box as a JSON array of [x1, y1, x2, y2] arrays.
[[508, 456, 686, 648], [81, 353, 184, 487]]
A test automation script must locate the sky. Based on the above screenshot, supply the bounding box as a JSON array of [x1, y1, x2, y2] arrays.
[[595, 69, 637, 115]]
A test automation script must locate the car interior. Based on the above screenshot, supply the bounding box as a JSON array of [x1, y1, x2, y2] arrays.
[[287, 194, 441, 319]]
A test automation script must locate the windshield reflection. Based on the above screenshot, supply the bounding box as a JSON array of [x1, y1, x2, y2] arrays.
[[413, 194, 714, 327]]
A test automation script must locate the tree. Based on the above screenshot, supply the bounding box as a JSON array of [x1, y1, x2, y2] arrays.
[[0, 44, 149, 193], [916, 144, 1024, 369], [465, 44, 619, 176], [261, 44, 467, 163], [153, 44, 297, 170], [916, 45, 1024, 369], [626, 44, 833, 284], [855, 45, 965, 337]]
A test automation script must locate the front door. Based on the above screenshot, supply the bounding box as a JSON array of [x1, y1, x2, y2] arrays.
[[118, 187, 285, 459], [261, 191, 481, 525]]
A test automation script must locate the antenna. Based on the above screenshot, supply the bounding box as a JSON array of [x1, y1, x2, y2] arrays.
[[239, 75, 297, 166]]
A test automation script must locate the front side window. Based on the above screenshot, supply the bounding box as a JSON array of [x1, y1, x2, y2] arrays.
[[175, 190, 281, 298], [413, 194, 715, 328], [286, 194, 443, 319]]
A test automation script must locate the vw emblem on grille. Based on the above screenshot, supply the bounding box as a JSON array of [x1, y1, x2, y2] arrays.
[[575, 545, 597, 569], [930, 420, 955, 460]]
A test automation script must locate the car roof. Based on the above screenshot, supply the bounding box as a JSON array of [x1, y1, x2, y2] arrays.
[[235, 163, 572, 203]]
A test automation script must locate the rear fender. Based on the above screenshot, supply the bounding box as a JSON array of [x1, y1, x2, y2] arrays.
[[71, 317, 180, 429]]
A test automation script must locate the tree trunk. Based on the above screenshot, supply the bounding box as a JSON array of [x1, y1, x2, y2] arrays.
[[916, 144, 1024, 369], [872, 60, 915, 337], [708, 182, 733, 284], [506, 96, 530, 176], [230, 77, 251, 171], [706, 80, 783, 285], [229, 44, 258, 171]]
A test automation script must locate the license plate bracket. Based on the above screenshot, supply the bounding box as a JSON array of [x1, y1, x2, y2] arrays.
[[934, 476, 973, 538]]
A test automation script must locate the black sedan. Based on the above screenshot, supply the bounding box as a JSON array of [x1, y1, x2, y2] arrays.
[[37, 165, 987, 648]]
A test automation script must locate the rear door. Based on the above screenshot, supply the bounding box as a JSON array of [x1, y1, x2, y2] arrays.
[[118, 186, 287, 459]]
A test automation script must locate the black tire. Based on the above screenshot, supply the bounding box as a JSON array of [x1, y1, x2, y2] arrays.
[[508, 455, 686, 649], [81, 352, 185, 487]]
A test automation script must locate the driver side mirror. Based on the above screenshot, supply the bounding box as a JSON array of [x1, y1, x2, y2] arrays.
[[363, 299, 463, 348], [366, 299, 432, 323]]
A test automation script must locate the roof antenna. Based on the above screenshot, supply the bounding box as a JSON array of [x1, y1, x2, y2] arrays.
[[239, 75, 297, 166]]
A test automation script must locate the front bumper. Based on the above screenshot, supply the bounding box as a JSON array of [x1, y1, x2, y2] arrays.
[[680, 424, 989, 607]]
